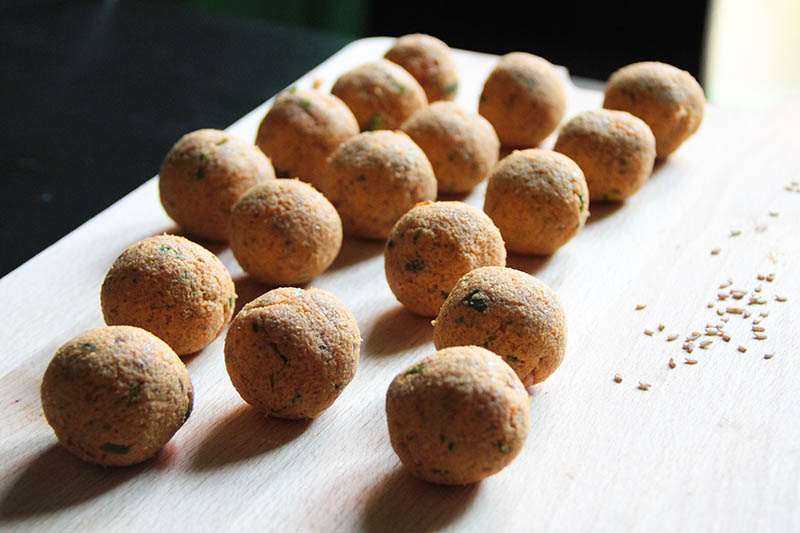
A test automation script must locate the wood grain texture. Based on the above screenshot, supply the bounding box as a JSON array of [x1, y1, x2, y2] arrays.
[[1, 37, 799, 532]]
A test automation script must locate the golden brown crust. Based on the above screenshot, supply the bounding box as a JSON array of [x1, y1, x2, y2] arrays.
[[603, 61, 705, 158], [384, 201, 506, 317], [318, 130, 437, 240], [401, 101, 500, 194], [40, 326, 193, 467], [484, 149, 589, 255], [224, 287, 361, 419], [554, 109, 656, 201], [100, 234, 236, 355], [386, 346, 530, 485], [331, 59, 428, 131], [478, 52, 566, 148], [255, 89, 358, 189], [229, 179, 342, 285], [432, 266, 567, 385], [384, 33, 459, 103], [158, 129, 275, 242]]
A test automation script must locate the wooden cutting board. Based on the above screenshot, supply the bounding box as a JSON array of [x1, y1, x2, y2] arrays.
[[1, 37, 799, 532]]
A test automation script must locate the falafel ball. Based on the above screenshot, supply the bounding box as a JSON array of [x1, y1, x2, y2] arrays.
[[384, 33, 459, 103]]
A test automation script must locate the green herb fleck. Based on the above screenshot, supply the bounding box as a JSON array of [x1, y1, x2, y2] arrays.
[[455, 316, 465, 324], [298, 98, 312, 109], [440, 434, 447, 443], [463, 152, 473, 160], [275, 167, 290, 178], [385, 74, 406, 94], [431, 467, 450, 475], [405, 257, 424, 272], [497, 441, 512, 454], [159, 245, 181, 258], [195, 165, 205, 180], [440, 290, 449, 299], [448, 441, 455, 451], [356, 174, 366, 182], [512, 71, 538, 88], [464, 291, 488, 312], [288, 86, 298, 93], [366, 114, 385, 131], [128, 384, 142, 402], [406, 363, 426, 375], [216, 138, 228, 146], [82, 343, 97, 351], [579, 192, 585, 212], [603, 188, 622, 201], [251, 322, 259, 333], [444, 81, 459, 95], [320, 344, 328, 351], [101, 443, 131, 455], [482, 335, 497, 348], [228, 295, 234, 309], [272, 343, 288, 363], [413, 229, 423, 243], [291, 393, 302, 404], [387, 239, 395, 249], [505, 354, 519, 363], [448, 152, 456, 161]]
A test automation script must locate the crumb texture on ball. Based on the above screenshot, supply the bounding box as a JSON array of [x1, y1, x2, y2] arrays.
[[158, 128, 275, 242], [40, 326, 194, 467], [318, 130, 437, 239], [230, 179, 342, 285], [603, 61, 705, 158], [384, 201, 506, 317], [331, 59, 428, 131], [554, 109, 656, 202], [101, 234, 236, 355], [255, 88, 358, 188], [384, 33, 459, 103], [224, 287, 361, 419], [478, 52, 566, 148], [484, 149, 589, 255], [386, 345, 530, 485], [401, 101, 500, 194], [433, 266, 567, 385]]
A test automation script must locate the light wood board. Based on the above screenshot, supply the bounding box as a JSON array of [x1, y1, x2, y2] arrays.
[[1, 37, 799, 532]]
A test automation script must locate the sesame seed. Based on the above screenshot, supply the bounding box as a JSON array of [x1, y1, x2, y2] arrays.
[[757, 273, 766, 281], [753, 333, 767, 340], [731, 290, 746, 300], [748, 296, 767, 305], [738, 345, 747, 353], [764, 353, 774, 360], [718, 293, 730, 301], [752, 326, 765, 332], [635, 304, 647, 310], [666, 334, 679, 342], [669, 358, 676, 369], [644, 329, 654, 336], [730, 229, 741, 237], [720, 280, 733, 289], [722, 334, 731, 342], [658, 324, 665, 332], [754, 285, 762, 293], [769, 211, 779, 217], [711, 248, 721, 255], [707, 302, 715, 309], [699, 340, 713, 349], [760, 311, 769, 317], [716, 308, 724, 316], [721, 317, 730, 323], [767, 273, 775, 282], [638, 382, 651, 391], [685, 358, 698, 365], [705, 327, 718, 335], [776, 295, 788, 302], [683, 342, 695, 353], [743, 311, 752, 318], [727, 307, 744, 315], [752, 318, 762, 325], [614, 373, 623, 383]]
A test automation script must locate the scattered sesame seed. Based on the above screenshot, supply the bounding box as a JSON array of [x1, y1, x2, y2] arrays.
[[683, 342, 695, 353], [707, 302, 715, 309], [721, 317, 730, 323], [669, 358, 676, 369], [684, 358, 698, 365], [776, 295, 788, 302], [722, 334, 731, 342], [769, 211, 779, 217], [614, 373, 623, 383], [658, 324, 665, 332], [638, 382, 651, 391], [635, 304, 647, 310], [754, 285, 762, 293], [753, 333, 767, 340], [764, 353, 774, 360], [711, 248, 721, 255], [727, 307, 744, 315], [752, 318, 762, 325], [760, 311, 769, 317], [748, 296, 767, 305], [716, 308, 724, 316], [738, 345, 747, 353], [743, 311, 752, 319], [705, 328, 718, 336], [644, 329, 654, 336], [666, 334, 679, 342], [717, 293, 730, 301], [752, 326, 765, 332], [757, 273, 766, 281], [699, 340, 712, 349], [731, 290, 746, 300], [767, 273, 775, 282], [730, 229, 742, 237]]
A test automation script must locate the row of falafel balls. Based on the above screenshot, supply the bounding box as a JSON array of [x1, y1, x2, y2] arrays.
[[41, 34, 705, 485]]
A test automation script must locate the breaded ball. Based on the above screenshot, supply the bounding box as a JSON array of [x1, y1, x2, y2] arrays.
[[318, 130, 437, 239], [224, 287, 361, 419], [433, 266, 567, 385], [331, 59, 428, 131], [384, 201, 506, 317], [101, 234, 236, 356], [41, 326, 193, 467], [386, 345, 530, 485], [401, 101, 500, 194], [554, 109, 656, 202], [603, 61, 706, 158], [254, 88, 359, 188], [478, 52, 567, 148], [484, 149, 589, 255], [158, 128, 275, 242], [229, 179, 342, 285], [384, 33, 459, 103]]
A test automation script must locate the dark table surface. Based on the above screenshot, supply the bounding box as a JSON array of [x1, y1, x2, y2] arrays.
[[1, 1, 353, 277]]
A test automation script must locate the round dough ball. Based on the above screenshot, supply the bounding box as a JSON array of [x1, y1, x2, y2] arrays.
[[229, 179, 342, 285], [384, 201, 506, 317], [41, 325, 194, 467], [384, 33, 459, 103], [401, 101, 500, 194], [331, 59, 428, 131], [433, 266, 567, 385], [158, 128, 275, 242], [386, 345, 530, 485], [554, 109, 656, 202], [484, 149, 589, 255], [255, 88, 359, 188], [224, 287, 361, 419], [603, 61, 705, 158], [478, 52, 567, 148], [318, 130, 437, 240], [101, 234, 236, 355]]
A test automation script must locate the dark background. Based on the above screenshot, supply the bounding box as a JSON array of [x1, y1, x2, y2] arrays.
[[0, 0, 709, 277]]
